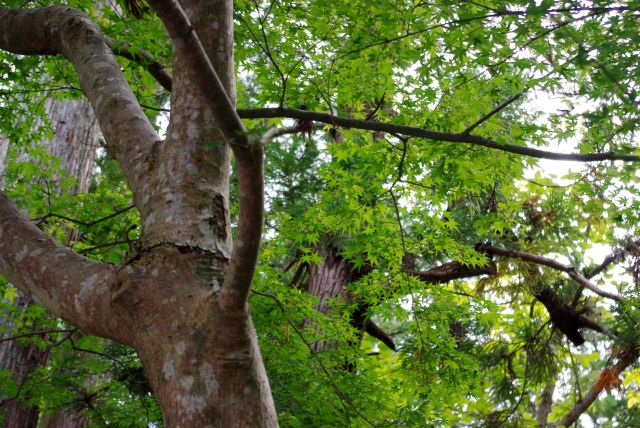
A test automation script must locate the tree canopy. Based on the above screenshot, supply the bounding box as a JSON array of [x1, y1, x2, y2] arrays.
[[1, 0, 640, 426]]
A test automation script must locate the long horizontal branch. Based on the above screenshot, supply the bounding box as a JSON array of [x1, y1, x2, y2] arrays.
[[0, 6, 159, 209], [238, 108, 640, 163], [477, 244, 623, 302], [0, 191, 121, 342], [123, 47, 639, 165], [403, 260, 497, 283]]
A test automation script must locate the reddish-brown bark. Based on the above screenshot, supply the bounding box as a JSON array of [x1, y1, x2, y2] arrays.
[[0, 97, 100, 426], [0, 294, 45, 428]]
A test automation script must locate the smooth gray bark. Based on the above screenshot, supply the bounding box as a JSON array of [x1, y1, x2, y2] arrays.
[[0, 2, 276, 425]]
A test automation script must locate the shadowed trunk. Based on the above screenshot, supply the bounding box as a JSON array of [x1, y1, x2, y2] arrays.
[[0, 293, 46, 428], [307, 247, 371, 352]]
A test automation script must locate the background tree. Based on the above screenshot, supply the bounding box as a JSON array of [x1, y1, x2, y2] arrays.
[[1, 0, 640, 427], [0, 97, 100, 426]]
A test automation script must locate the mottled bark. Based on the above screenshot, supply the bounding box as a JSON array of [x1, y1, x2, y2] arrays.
[[0, 2, 276, 426]]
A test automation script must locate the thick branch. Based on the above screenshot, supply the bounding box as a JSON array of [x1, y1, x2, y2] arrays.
[[364, 320, 396, 351], [477, 244, 623, 302], [0, 192, 119, 341], [149, 0, 263, 305], [0, 6, 159, 209], [238, 108, 640, 163], [535, 288, 606, 345], [404, 260, 497, 283]]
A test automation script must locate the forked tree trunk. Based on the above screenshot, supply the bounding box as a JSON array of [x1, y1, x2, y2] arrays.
[[0, 98, 99, 427], [0, 1, 278, 425]]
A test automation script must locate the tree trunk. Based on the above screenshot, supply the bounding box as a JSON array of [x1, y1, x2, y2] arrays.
[[0, 140, 7, 187], [306, 247, 372, 352], [0, 292, 45, 428], [308, 247, 358, 317], [0, 2, 278, 425], [40, 410, 85, 428], [0, 98, 99, 427]]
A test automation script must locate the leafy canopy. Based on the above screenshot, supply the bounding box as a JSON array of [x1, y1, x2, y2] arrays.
[[2, 0, 640, 426]]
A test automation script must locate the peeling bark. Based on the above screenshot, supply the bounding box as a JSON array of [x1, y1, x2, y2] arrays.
[[0, 2, 276, 425]]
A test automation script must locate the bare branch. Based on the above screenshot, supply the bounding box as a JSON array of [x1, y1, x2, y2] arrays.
[[238, 108, 640, 163], [0, 329, 76, 344], [463, 92, 523, 134], [33, 205, 135, 228], [259, 123, 324, 145], [334, 6, 636, 59], [0, 6, 159, 208], [477, 244, 623, 302], [572, 249, 627, 306], [79, 239, 134, 255]]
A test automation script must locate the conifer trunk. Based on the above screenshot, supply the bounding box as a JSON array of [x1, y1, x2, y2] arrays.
[[0, 98, 99, 426]]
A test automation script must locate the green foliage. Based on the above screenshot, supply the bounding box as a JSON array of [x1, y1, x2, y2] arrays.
[[2, 0, 640, 426]]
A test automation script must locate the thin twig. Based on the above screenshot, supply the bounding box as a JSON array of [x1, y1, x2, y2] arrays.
[[463, 92, 523, 134], [33, 204, 135, 228], [0, 328, 76, 344], [79, 239, 133, 254]]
